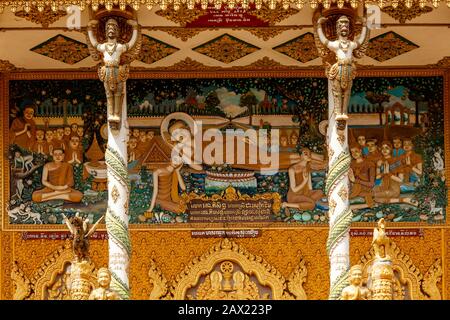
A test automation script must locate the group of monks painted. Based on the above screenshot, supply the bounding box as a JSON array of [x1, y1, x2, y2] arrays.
[[349, 135, 422, 208], [6, 77, 446, 225], [9, 104, 85, 203]]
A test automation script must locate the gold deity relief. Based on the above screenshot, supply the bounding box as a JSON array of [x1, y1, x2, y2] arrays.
[[147, 238, 308, 300]]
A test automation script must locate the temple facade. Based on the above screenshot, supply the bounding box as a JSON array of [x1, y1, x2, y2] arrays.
[[0, 1, 449, 300]]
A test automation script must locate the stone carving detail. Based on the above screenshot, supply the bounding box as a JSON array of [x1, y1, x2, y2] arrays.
[[15, 6, 67, 27]]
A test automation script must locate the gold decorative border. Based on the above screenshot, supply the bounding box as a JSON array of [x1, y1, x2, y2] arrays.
[[1, 67, 449, 231]]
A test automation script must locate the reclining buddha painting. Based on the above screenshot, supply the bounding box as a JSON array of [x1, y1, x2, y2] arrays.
[[4, 76, 446, 227]]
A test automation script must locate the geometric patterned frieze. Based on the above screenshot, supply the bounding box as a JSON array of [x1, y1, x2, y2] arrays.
[[273, 32, 319, 63], [30, 34, 90, 65], [366, 31, 419, 62], [193, 34, 260, 63], [138, 34, 180, 64]]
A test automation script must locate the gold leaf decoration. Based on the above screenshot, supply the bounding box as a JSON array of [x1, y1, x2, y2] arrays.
[[245, 26, 294, 41], [273, 32, 319, 63], [193, 34, 259, 63], [30, 34, 90, 65], [155, 4, 205, 27], [0, 60, 19, 72], [382, 3, 433, 24], [366, 31, 419, 62], [138, 35, 179, 65], [15, 6, 67, 28], [250, 3, 300, 26], [163, 28, 204, 41], [244, 56, 285, 69]]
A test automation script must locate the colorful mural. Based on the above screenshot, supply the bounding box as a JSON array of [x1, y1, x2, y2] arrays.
[[5, 76, 446, 227]]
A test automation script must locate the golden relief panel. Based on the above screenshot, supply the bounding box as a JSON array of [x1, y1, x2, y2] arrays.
[[2, 228, 448, 300], [138, 35, 179, 65], [30, 34, 90, 65], [273, 33, 319, 63], [0, 60, 21, 72], [15, 5, 67, 28], [381, 3, 433, 24], [366, 31, 419, 62], [193, 34, 260, 63], [155, 4, 205, 27]]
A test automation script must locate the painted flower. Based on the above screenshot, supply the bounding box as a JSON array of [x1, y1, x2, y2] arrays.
[[97, 101, 102, 106], [41, 90, 46, 95], [72, 99, 78, 105], [85, 95, 91, 100], [53, 98, 58, 103], [66, 89, 71, 95]]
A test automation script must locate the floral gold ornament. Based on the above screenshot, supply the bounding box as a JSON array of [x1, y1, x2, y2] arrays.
[[0, 1, 450, 13], [147, 238, 308, 300], [14, 5, 67, 28], [366, 31, 419, 62], [138, 35, 179, 65], [273, 33, 320, 63], [382, 2, 433, 23], [0, 59, 20, 72], [193, 34, 260, 63], [30, 34, 90, 65]]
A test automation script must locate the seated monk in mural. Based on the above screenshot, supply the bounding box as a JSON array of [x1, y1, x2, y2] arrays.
[[282, 148, 325, 211], [9, 104, 36, 149], [400, 138, 423, 183], [148, 155, 187, 215], [349, 144, 376, 208], [32, 148, 83, 202], [373, 141, 404, 203]]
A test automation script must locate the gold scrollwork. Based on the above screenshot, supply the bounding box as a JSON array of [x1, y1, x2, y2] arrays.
[[358, 240, 442, 300], [148, 238, 307, 300]]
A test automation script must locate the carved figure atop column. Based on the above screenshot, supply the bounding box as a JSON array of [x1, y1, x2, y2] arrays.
[[315, 14, 370, 126], [87, 17, 139, 130]]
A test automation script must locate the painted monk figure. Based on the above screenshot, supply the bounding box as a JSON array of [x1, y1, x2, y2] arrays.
[[29, 129, 49, 155], [10, 104, 36, 149], [32, 148, 83, 202], [373, 142, 404, 203], [66, 136, 83, 164], [349, 144, 375, 207], [400, 138, 423, 183], [365, 138, 381, 163], [282, 148, 325, 211], [148, 155, 186, 216]]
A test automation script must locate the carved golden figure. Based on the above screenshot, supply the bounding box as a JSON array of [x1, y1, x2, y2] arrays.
[[372, 218, 391, 261], [316, 15, 369, 122], [87, 18, 138, 129], [89, 268, 120, 300], [341, 265, 371, 300], [31, 148, 83, 202], [62, 212, 104, 262]]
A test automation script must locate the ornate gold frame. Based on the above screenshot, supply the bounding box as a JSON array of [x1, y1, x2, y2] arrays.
[[1, 67, 449, 231]]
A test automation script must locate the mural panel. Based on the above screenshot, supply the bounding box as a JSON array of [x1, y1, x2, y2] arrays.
[[4, 76, 446, 228]]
